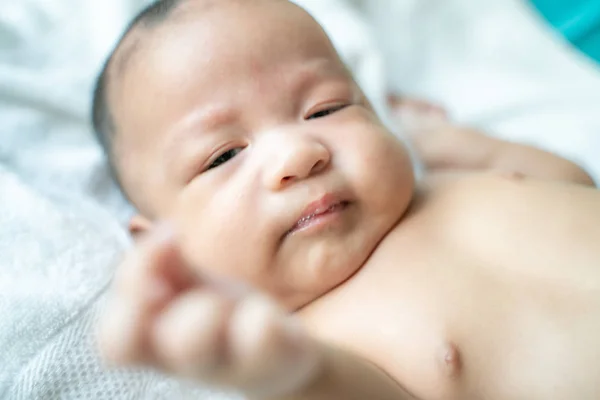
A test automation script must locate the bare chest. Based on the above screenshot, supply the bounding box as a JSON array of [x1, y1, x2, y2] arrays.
[[301, 194, 600, 400]]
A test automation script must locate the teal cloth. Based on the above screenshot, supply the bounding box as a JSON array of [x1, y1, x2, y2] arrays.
[[529, 0, 600, 64]]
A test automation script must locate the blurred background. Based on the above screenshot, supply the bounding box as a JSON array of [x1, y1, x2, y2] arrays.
[[1, 1, 599, 399]]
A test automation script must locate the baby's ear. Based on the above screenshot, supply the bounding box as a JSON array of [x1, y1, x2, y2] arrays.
[[128, 215, 153, 240]]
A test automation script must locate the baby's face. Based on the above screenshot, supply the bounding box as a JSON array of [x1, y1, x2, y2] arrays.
[[114, 0, 414, 309]]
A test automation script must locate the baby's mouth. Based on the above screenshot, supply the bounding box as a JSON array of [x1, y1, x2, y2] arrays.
[[287, 196, 350, 235]]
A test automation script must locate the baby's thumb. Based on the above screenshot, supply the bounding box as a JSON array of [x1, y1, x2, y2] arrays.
[[97, 223, 196, 365], [227, 296, 323, 398]]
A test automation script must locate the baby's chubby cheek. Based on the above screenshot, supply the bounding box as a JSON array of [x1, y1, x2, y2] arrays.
[[168, 204, 271, 288], [168, 206, 228, 274], [352, 132, 414, 202]]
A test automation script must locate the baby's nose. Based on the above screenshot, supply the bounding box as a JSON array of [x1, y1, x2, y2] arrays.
[[262, 133, 330, 190]]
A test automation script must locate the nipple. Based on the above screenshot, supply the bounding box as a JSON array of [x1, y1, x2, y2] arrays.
[[438, 343, 462, 378]]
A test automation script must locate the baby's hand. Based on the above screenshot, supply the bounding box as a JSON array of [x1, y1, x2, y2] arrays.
[[388, 95, 493, 172], [97, 226, 321, 398], [390, 95, 594, 186]]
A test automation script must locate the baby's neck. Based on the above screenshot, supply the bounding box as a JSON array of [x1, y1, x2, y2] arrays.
[[297, 184, 426, 319]]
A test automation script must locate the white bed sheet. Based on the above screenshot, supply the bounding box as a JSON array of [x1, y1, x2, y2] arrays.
[[364, 0, 600, 181]]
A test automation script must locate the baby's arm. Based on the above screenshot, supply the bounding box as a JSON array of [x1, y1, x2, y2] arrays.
[[97, 227, 415, 400], [412, 126, 595, 186], [285, 345, 415, 400], [390, 96, 595, 186]]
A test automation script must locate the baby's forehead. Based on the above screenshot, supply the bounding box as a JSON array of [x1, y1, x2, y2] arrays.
[[117, 5, 338, 95], [112, 0, 240, 78], [112, 0, 344, 143]]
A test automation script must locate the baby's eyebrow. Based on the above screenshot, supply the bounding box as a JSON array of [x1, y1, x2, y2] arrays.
[[286, 59, 350, 97], [163, 60, 349, 169], [174, 105, 238, 136], [162, 106, 237, 179]]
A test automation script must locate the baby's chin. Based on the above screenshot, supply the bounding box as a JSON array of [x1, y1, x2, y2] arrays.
[[278, 237, 379, 311]]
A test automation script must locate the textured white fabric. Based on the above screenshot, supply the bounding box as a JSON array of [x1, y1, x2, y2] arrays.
[[362, 0, 600, 182], [0, 167, 241, 399]]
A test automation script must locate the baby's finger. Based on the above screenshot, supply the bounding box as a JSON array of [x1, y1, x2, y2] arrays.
[[150, 289, 233, 376], [411, 128, 498, 171], [389, 95, 449, 134], [387, 94, 448, 119], [97, 293, 157, 365], [98, 225, 196, 365], [227, 295, 321, 397], [149, 291, 320, 397], [115, 225, 197, 300]]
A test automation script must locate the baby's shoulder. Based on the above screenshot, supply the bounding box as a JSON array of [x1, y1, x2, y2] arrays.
[[420, 171, 528, 201], [414, 172, 600, 247], [419, 170, 585, 212], [413, 172, 529, 222]]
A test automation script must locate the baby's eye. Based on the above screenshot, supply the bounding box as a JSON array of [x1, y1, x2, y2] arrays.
[[207, 147, 243, 170], [306, 104, 347, 120]]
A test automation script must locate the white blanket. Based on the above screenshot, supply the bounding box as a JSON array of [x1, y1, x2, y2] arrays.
[[365, 0, 600, 180], [1, 0, 599, 398]]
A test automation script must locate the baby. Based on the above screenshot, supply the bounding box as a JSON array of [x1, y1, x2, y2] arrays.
[[94, 1, 600, 399]]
